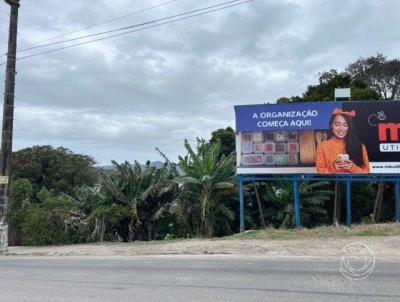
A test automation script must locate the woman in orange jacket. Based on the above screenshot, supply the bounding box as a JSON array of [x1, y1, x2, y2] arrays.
[[316, 109, 370, 174]]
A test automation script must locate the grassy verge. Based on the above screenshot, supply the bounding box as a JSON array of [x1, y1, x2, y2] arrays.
[[217, 223, 400, 241]]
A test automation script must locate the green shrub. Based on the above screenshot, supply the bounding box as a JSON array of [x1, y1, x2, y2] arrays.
[[20, 189, 80, 246]]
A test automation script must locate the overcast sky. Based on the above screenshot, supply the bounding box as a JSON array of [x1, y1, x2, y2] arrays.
[[0, 0, 399, 165]]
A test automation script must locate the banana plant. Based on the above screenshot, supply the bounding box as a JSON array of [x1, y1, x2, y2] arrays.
[[176, 139, 236, 237]]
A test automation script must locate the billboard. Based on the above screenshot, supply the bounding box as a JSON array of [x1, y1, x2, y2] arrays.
[[235, 101, 400, 174]]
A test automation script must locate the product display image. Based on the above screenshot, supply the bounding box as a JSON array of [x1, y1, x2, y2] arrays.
[[240, 130, 328, 167], [241, 154, 264, 165], [241, 130, 307, 166]]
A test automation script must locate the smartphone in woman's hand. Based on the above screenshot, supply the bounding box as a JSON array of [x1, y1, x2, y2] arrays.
[[338, 154, 349, 162]]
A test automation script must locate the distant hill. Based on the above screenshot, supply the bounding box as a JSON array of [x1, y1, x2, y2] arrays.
[[97, 161, 165, 171], [147, 161, 164, 169]]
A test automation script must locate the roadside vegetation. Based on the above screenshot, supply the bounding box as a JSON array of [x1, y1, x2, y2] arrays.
[[220, 223, 400, 241], [8, 53, 400, 246]]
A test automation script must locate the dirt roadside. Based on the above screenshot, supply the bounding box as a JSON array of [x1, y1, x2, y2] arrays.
[[3, 235, 399, 259], [4, 224, 400, 258]]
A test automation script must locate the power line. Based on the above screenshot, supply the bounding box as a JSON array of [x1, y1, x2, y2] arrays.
[[16, 0, 243, 54], [17, 0, 178, 50], [21, 1, 251, 60], [2, 0, 254, 64]]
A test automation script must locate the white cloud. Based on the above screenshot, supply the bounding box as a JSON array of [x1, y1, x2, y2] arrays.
[[1, 0, 399, 165]]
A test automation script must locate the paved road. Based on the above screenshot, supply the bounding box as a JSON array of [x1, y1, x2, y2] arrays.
[[0, 256, 399, 301]]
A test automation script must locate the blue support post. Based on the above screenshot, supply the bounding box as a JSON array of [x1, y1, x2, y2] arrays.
[[293, 177, 301, 229], [239, 176, 245, 232], [346, 177, 352, 227], [396, 181, 400, 223]]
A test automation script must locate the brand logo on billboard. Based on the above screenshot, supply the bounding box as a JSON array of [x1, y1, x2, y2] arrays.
[[378, 123, 400, 152], [368, 111, 386, 126]]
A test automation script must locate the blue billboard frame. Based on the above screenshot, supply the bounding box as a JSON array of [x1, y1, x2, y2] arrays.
[[237, 174, 400, 232], [235, 100, 400, 231]]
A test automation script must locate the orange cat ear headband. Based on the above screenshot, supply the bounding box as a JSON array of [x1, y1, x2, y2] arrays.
[[332, 108, 356, 117]]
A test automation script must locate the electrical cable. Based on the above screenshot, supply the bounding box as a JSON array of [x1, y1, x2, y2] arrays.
[[18, 0, 179, 49], [17, 0, 243, 54], [1, 0, 254, 64]]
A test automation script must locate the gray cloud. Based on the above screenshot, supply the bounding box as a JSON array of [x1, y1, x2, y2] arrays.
[[1, 0, 400, 165]]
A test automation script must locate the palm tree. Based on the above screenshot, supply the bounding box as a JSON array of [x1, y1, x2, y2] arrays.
[[260, 180, 333, 228], [253, 180, 333, 228], [176, 139, 236, 237], [101, 160, 177, 241]]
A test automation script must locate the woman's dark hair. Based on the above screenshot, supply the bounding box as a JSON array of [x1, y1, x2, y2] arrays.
[[328, 114, 364, 167]]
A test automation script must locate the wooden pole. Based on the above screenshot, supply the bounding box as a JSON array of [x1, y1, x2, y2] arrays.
[[0, 0, 20, 253]]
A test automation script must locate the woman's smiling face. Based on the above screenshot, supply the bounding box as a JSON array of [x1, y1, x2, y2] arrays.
[[331, 114, 348, 139]]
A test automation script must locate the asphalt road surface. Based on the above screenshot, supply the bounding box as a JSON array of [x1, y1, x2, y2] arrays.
[[0, 256, 399, 301]]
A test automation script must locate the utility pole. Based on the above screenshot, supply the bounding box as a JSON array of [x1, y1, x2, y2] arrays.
[[0, 0, 20, 253]]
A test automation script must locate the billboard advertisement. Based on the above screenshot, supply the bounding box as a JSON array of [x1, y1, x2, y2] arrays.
[[235, 101, 400, 174]]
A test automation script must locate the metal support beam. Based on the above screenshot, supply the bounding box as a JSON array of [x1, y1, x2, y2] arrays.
[[236, 173, 400, 230], [396, 181, 400, 223], [293, 177, 301, 229], [346, 178, 352, 227], [239, 173, 400, 183], [239, 175, 245, 232]]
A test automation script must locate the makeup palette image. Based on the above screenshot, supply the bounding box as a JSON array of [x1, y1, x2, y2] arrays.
[[252, 132, 264, 142], [254, 143, 265, 153], [242, 142, 252, 154], [287, 142, 299, 153], [243, 133, 252, 142], [274, 132, 287, 142], [274, 143, 287, 153], [275, 154, 288, 165], [264, 154, 275, 165], [287, 131, 298, 141], [288, 153, 299, 165], [264, 132, 275, 141], [242, 154, 264, 165], [240, 130, 301, 166], [264, 142, 275, 153]]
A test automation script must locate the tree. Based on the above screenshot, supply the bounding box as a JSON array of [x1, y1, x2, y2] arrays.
[[347, 53, 400, 100], [303, 70, 352, 101], [9, 178, 33, 245], [277, 69, 380, 104], [302, 69, 380, 102], [100, 160, 178, 241], [276, 97, 291, 104], [176, 139, 236, 237], [260, 181, 332, 228], [210, 127, 236, 157], [276, 96, 303, 104], [20, 188, 83, 246], [10, 178, 32, 211], [12, 145, 98, 196]]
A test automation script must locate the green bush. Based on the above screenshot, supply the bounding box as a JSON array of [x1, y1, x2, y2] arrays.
[[20, 188, 82, 246], [21, 204, 68, 246], [10, 178, 34, 245]]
